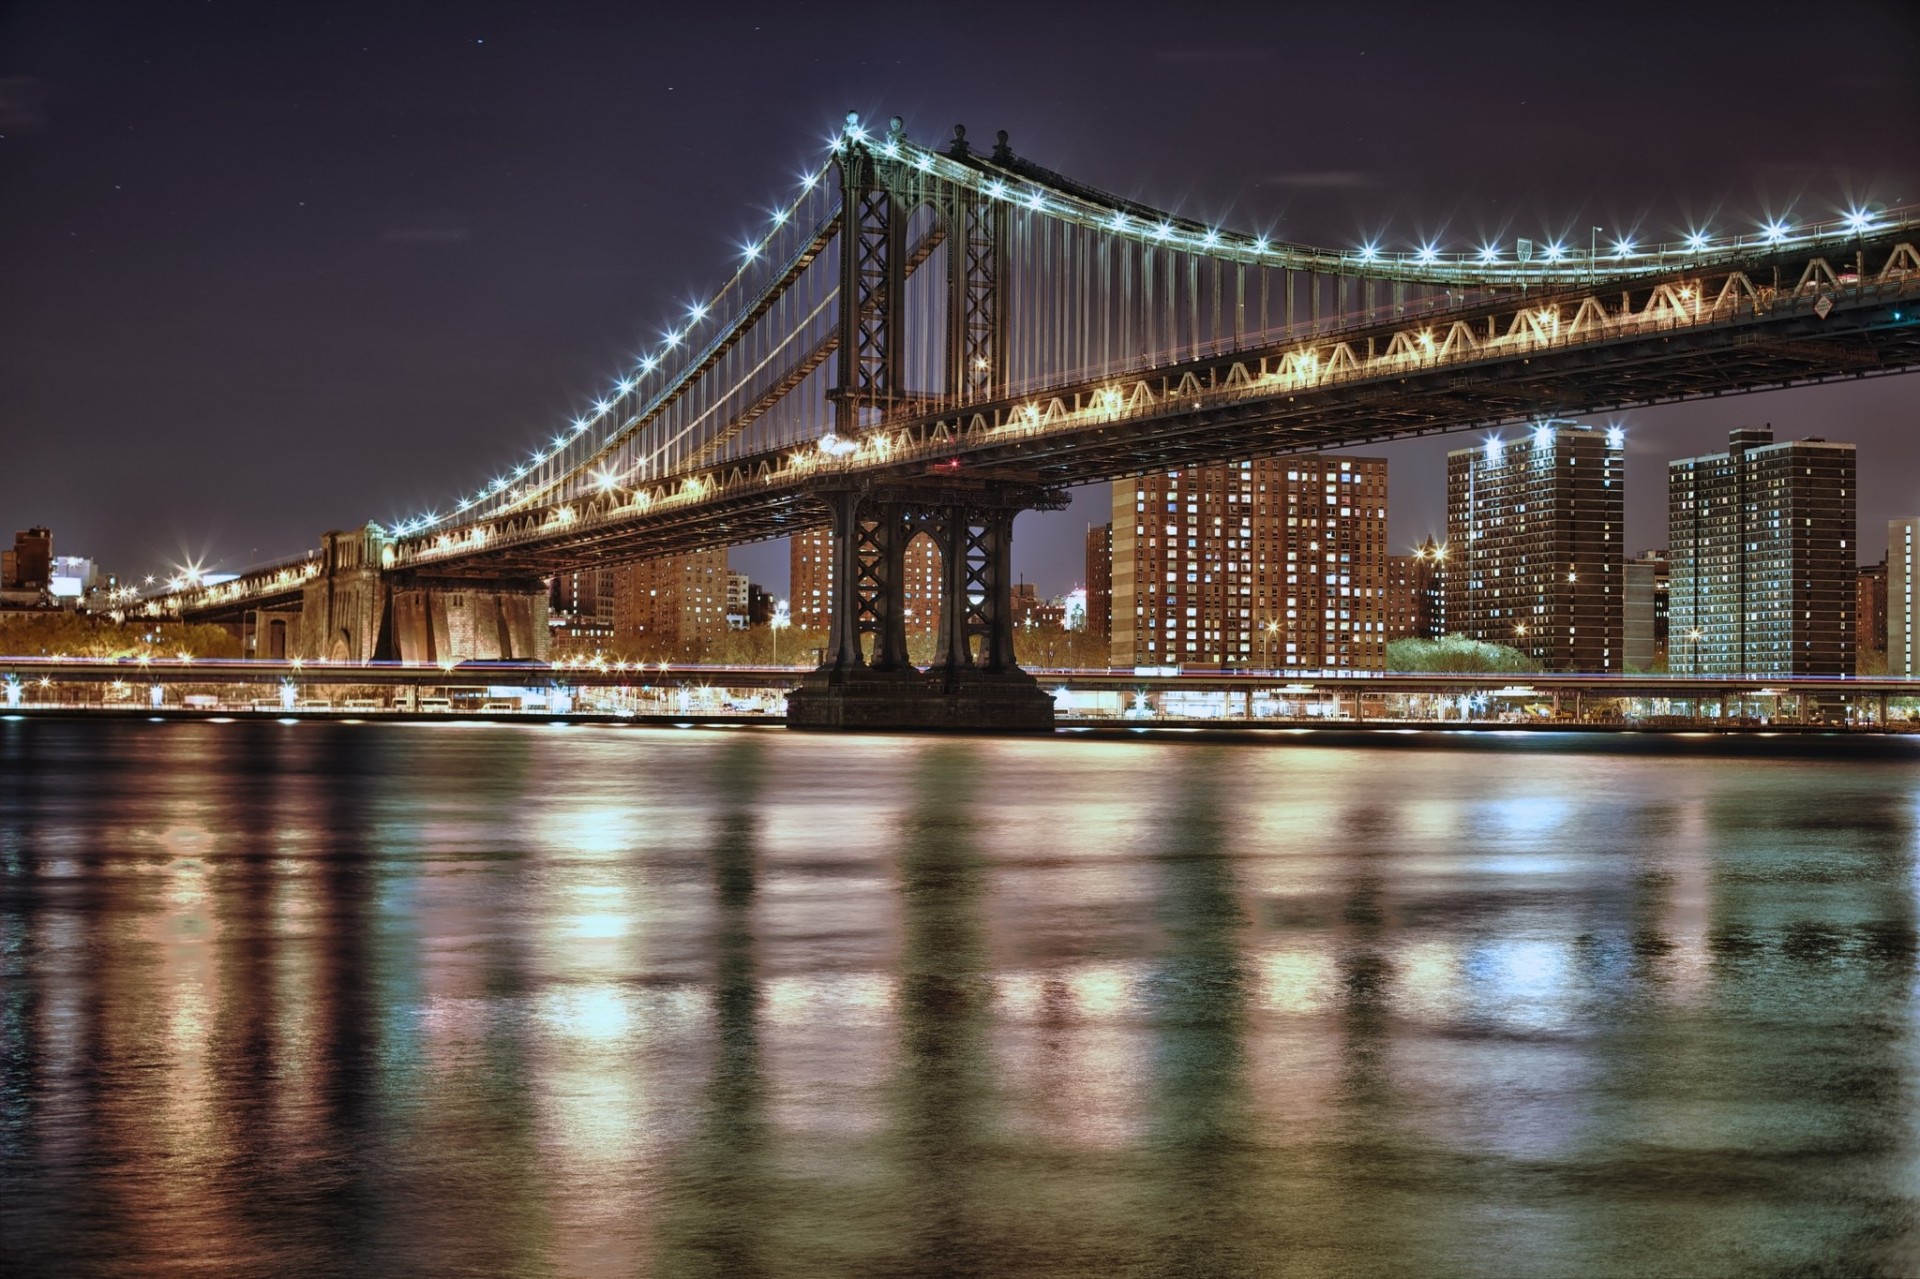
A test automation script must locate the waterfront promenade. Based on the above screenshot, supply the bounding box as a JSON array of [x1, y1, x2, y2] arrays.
[[5, 657, 1916, 733]]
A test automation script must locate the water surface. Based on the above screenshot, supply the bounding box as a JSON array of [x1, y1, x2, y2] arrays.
[[3, 719, 1919, 1276]]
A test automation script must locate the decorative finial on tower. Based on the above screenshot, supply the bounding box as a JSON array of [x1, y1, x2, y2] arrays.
[[888, 115, 904, 140], [992, 129, 1013, 162], [948, 124, 970, 158]]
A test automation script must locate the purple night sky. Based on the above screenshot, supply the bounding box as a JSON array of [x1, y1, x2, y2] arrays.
[[3, 1, 1916, 596]]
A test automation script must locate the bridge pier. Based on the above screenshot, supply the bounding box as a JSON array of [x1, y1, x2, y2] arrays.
[[285, 526, 549, 664], [786, 480, 1065, 731]]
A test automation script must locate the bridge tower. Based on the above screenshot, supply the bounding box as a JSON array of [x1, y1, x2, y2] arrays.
[[789, 116, 1062, 730]]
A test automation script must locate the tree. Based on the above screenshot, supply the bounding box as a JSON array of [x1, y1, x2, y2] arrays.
[[0, 614, 241, 659], [1386, 633, 1539, 673]]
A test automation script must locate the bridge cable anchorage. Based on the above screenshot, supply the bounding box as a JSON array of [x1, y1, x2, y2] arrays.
[[183, 119, 1919, 648]]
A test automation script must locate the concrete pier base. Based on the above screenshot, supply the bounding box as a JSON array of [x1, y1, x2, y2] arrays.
[[786, 667, 1056, 732]]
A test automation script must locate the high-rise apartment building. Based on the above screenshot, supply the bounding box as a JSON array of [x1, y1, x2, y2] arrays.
[[1445, 421, 1623, 672], [1111, 455, 1389, 670], [1889, 519, 1920, 676], [1668, 427, 1855, 676], [788, 527, 941, 635], [611, 550, 731, 653], [1085, 522, 1112, 647]]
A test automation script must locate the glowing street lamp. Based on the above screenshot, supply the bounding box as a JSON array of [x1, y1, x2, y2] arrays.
[[770, 599, 791, 665]]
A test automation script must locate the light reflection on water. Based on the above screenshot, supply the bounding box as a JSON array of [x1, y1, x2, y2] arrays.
[[3, 719, 1920, 1276]]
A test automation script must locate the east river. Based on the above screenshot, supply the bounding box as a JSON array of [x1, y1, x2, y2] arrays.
[[4, 719, 1920, 1277]]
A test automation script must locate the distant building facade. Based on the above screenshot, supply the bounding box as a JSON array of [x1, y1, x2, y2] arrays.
[[611, 551, 731, 652], [3, 527, 53, 593], [789, 527, 941, 635], [1668, 427, 1855, 676], [1445, 422, 1624, 672], [1384, 535, 1447, 640], [1891, 519, 1920, 677], [1084, 522, 1112, 647], [1857, 561, 1888, 661], [550, 567, 616, 642], [725, 571, 752, 629], [1620, 550, 1670, 671], [1111, 455, 1389, 670]]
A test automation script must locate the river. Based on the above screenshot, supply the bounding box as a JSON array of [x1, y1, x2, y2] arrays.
[[3, 718, 1918, 1276]]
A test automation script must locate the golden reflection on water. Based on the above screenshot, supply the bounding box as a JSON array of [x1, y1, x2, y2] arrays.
[[6, 721, 1920, 1275]]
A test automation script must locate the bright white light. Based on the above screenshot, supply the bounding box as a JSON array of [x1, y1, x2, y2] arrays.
[[1358, 242, 1379, 263], [742, 242, 760, 260], [1415, 242, 1438, 264], [1253, 235, 1269, 251], [1485, 435, 1504, 463], [1478, 244, 1500, 264], [593, 398, 611, 414], [1763, 219, 1791, 243], [1110, 211, 1128, 231], [593, 469, 617, 493], [687, 302, 707, 322], [1533, 423, 1553, 448], [1685, 230, 1710, 251], [618, 378, 635, 393], [1844, 207, 1876, 233], [1202, 228, 1220, 248], [1154, 222, 1173, 241], [986, 180, 1007, 200], [1543, 242, 1566, 262], [663, 330, 682, 348], [770, 207, 788, 226], [1026, 190, 1045, 210], [1606, 425, 1625, 449], [1612, 238, 1635, 257]]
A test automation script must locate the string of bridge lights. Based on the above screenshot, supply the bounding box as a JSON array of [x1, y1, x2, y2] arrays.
[[377, 111, 1901, 547], [378, 158, 838, 542]]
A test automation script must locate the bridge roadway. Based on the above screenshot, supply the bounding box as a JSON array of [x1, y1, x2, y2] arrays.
[[7, 659, 1917, 729]]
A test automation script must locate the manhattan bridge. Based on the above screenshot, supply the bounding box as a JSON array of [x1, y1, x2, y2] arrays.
[[156, 114, 1920, 728]]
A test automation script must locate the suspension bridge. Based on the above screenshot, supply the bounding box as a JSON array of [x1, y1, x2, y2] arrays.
[[153, 114, 1920, 728]]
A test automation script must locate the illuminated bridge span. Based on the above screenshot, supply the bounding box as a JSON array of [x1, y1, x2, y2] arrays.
[[160, 115, 1920, 727]]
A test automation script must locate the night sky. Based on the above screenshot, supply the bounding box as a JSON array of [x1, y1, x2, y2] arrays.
[[4, 1, 1917, 596]]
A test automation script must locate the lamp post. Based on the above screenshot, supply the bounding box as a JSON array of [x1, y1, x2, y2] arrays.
[[770, 599, 790, 666], [1263, 619, 1280, 670], [1686, 628, 1703, 676]]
